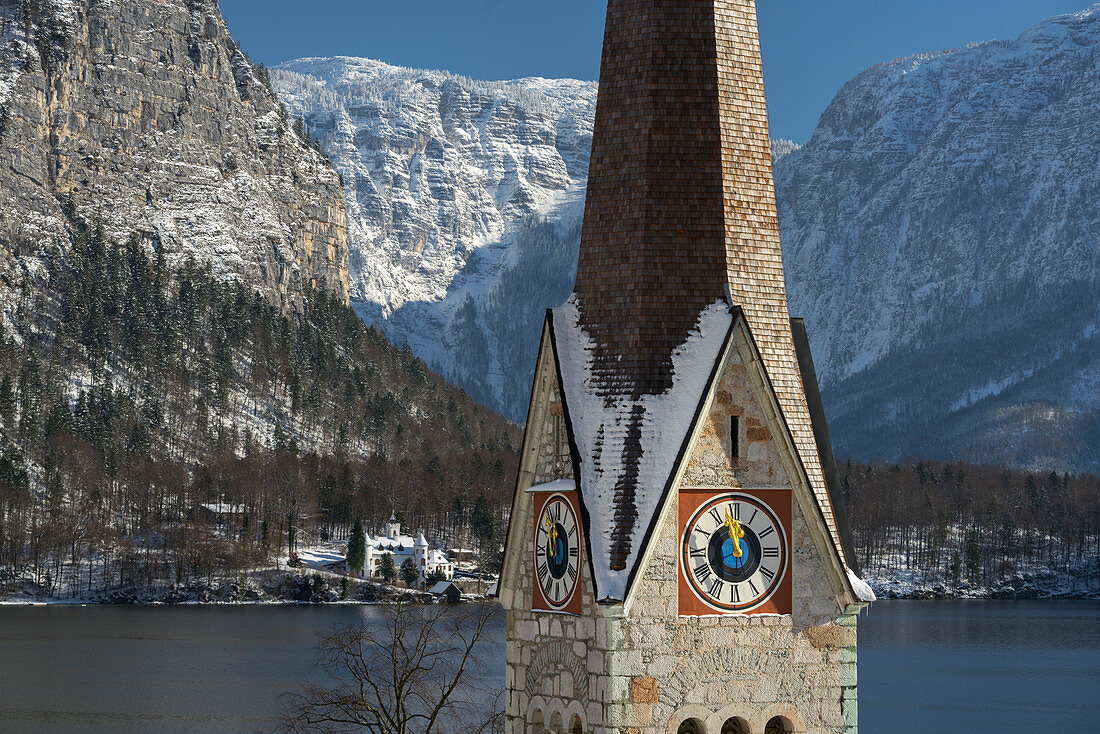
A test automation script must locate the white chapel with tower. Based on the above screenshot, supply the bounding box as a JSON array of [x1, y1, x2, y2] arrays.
[[496, 1, 874, 733]]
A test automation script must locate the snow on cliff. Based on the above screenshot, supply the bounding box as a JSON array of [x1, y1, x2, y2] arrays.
[[272, 58, 596, 417], [774, 4, 1100, 472], [275, 5, 1100, 473]]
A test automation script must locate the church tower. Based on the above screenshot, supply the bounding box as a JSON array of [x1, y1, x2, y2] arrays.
[[497, 1, 874, 733]]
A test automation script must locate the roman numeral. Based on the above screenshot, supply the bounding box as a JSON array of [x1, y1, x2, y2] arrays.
[[708, 508, 723, 525], [760, 566, 775, 582], [758, 527, 775, 539], [763, 547, 779, 558], [734, 502, 741, 521], [695, 527, 711, 538], [748, 579, 759, 596], [709, 578, 723, 599], [690, 548, 706, 558], [569, 547, 578, 557], [567, 565, 577, 581], [749, 509, 759, 525], [537, 562, 548, 583], [567, 525, 576, 538], [733, 584, 741, 603], [693, 565, 712, 582]]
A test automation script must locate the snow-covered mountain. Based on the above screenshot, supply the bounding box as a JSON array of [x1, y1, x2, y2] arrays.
[[275, 4, 1100, 472], [0, 0, 348, 318], [775, 4, 1100, 472], [273, 58, 596, 417]]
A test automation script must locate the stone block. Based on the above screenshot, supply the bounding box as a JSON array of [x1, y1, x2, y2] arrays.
[[632, 676, 659, 704]]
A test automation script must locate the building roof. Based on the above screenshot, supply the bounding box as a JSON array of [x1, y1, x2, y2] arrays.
[[559, 0, 848, 603], [198, 503, 243, 515], [429, 581, 460, 596]]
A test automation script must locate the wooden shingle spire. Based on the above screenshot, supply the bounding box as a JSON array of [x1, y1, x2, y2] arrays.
[[569, 0, 848, 579]]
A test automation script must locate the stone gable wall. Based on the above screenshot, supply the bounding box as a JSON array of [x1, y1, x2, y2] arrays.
[[505, 346, 859, 734]]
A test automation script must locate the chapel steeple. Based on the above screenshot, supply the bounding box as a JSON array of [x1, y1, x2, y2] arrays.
[[499, 3, 872, 732], [572, 0, 847, 586]]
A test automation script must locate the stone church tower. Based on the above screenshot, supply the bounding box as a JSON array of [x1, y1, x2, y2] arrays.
[[496, 2, 874, 733]]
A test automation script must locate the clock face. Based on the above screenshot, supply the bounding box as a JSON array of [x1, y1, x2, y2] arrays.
[[534, 494, 581, 610], [681, 492, 788, 613]]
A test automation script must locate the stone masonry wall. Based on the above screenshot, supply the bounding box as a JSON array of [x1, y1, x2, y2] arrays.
[[505, 345, 859, 734]]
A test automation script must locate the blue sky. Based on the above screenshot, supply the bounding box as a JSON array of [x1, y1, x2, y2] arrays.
[[220, 1, 1090, 142]]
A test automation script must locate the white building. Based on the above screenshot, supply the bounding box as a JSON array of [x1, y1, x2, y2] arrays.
[[349, 514, 455, 584]]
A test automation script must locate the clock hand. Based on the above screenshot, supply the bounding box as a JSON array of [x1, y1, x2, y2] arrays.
[[723, 508, 745, 558], [544, 510, 558, 556]]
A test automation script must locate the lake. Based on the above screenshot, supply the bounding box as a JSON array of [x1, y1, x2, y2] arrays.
[[0, 601, 1096, 732]]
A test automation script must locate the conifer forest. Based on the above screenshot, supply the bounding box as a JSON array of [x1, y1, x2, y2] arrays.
[[845, 461, 1100, 596], [0, 220, 519, 599]]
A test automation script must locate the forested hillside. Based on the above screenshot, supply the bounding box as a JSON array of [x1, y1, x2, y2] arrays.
[[845, 461, 1100, 598], [0, 220, 518, 600]]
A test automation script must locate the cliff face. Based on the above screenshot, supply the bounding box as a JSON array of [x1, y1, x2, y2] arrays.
[[273, 58, 596, 418], [0, 0, 349, 320], [774, 5, 1100, 472]]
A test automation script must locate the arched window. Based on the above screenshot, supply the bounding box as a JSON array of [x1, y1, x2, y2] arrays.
[[528, 707, 545, 734], [765, 716, 793, 734], [721, 717, 750, 734], [549, 711, 564, 733], [678, 719, 706, 734], [569, 714, 584, 734]]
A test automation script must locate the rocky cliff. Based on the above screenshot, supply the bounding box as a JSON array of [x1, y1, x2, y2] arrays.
[[774, 5, 1100, 472], [273, 6, 1100, 473], [273, 58, 595, 417], [0, 0, 349, 322]]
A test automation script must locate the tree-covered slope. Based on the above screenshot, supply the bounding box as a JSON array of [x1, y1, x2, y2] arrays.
[[0, 221, 518, 598], [775, 6, 1100, 472]]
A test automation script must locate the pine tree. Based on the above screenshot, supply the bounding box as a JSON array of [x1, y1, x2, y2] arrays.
[[378, 553, 396, 583], [346, 518, 365, 574], [400, 557, 419, 588], [0, 375, 13, 429], [471, 492, 496, 555], [425, 567, 447, 587]]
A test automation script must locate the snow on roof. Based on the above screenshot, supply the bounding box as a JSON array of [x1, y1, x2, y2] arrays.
[[554, 297, 733, 603], [487, 581, 499, 596], [430, 581, 458, 595], [525, 478, 578, 494], [847, 568, 877, 603], [199, 503, 243, 514]]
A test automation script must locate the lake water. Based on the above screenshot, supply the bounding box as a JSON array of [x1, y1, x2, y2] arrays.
[[0, 601, 1096, 733]]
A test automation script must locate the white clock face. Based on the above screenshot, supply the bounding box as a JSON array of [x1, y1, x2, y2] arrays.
[[681, 493, 787, 613], [534, 494, 581, 609]]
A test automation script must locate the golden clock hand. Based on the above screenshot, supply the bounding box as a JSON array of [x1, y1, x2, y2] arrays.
[[544, 510, 558, 554], [724, 508, 745, 558]]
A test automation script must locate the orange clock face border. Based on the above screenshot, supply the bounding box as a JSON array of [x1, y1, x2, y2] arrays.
[[532, 491, 583, 615], [678, 488, 793, 617]]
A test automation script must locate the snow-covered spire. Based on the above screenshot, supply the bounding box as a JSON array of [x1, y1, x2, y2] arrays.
[[558, 0, 850, 601]]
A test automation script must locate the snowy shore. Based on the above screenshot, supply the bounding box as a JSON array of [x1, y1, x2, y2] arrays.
[[864, 557, 1100, 600]]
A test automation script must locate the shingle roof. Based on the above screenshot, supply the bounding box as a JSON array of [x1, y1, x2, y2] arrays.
[[567, 0, 848, 599]]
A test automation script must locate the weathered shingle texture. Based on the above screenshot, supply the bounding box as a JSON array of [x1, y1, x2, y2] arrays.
[[570, 0, 847, 582]]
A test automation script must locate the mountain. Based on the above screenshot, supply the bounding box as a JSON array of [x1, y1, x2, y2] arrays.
[[774, 4, 1100, 473], [272, 58, 596, 419], [0, 0, 347, 319], [276, 6, 1100, 473], [273, 60, 803, 421], [0, 1, 520, 600]]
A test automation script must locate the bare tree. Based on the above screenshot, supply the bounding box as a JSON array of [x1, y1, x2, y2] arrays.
[[279, 600, 504, 734]]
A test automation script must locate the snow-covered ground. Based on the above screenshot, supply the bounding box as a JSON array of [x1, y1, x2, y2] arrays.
[[862, 555, 1100, 600]]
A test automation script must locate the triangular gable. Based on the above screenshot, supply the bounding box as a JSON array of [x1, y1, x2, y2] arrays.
[[498, 315, 574, 607], [622, 309, 859, 611], [551, 299, 735, 603]]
